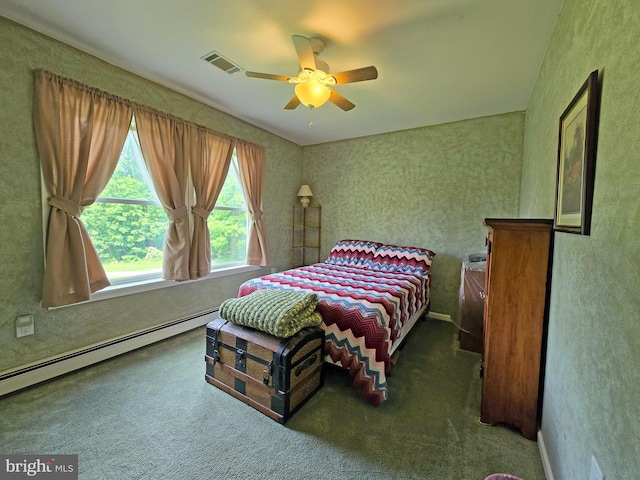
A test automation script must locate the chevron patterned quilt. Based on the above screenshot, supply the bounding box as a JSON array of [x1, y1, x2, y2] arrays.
[[237, 255, 432, 406]]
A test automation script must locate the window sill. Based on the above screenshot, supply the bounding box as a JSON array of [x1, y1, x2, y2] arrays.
[[89, 264, 261, 303]]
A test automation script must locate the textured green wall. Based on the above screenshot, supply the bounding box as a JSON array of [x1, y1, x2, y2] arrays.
[[0, 17, 301, 373], [303, 113, 524, 314], [521, 0, 640, 478]]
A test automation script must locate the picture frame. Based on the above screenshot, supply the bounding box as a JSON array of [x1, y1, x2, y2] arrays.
[[553, 70, 600, 235]]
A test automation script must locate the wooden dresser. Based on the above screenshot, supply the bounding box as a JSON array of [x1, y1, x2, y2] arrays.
[[480, 218, 553, 440]]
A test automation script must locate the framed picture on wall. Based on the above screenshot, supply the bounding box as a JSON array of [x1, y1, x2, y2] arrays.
[[553, 70, 601, 235]]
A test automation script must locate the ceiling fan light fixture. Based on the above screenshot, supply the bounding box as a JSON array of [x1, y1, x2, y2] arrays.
[[295, 79, 331, 108], [245, 35, 377, 112]]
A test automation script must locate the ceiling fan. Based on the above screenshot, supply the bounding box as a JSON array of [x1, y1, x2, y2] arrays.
[[245, 35, 378, 111]]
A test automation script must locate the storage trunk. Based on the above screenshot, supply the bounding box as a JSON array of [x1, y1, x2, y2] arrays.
[[205, 317, 324, 424]]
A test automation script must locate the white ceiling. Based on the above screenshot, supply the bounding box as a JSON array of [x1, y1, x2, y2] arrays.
[[0, 0, 564, 146]]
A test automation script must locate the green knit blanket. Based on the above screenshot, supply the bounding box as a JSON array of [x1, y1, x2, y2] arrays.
[[219, 289, 322, 338]]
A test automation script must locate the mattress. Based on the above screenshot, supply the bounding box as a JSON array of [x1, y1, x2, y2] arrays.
[[237, 261, 431, 405]]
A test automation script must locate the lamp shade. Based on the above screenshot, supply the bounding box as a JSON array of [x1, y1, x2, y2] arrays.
[[295, 80, 331, 108], [297, 185, 313, 197]]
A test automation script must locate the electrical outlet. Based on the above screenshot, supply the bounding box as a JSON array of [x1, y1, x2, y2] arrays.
[[590, 455, 604, 480], [16, 315, 35, 338]]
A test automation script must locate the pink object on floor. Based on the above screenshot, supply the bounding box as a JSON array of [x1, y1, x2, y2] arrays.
[[484, 475, 524, 480]]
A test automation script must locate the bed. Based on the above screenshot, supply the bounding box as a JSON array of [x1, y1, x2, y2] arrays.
[[237, 239, 435, 406]]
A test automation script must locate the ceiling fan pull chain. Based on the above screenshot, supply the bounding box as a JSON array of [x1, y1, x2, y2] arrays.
[[308, 106, 314, 128]]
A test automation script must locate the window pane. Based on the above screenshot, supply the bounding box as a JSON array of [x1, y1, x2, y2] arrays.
[[82, 128, 166, 282], [83, 202, 167, 280], [217, 166, 244, 208], [208, 209, 247, 265], [209, 161, 247, 266], [102, 130, 157, 201]]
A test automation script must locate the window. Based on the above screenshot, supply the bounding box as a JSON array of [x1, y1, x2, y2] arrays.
[[81, 119, 248, 286]]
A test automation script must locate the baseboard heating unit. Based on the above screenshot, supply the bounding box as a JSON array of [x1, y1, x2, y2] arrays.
[[0, 309, 218, 398]]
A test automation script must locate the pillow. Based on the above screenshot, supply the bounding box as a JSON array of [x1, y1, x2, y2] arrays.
[[325, 239, 383, 268], [369, 243, 436, 276]]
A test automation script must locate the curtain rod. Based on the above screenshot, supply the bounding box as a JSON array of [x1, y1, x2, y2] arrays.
[[36, 69, 262, 150]]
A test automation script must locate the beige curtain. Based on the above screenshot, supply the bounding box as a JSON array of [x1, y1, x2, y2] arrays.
[[235, 141, 270, 266], [135, 109, 190, 281], [189, 130, 235, 278], [34, 70, 133, 307]]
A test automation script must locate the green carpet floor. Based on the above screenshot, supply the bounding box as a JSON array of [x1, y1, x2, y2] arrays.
[[0, 318, 545, 479]]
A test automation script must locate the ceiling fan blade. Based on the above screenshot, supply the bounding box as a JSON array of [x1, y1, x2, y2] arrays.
[[292, 35, 316, 71], [328, 89, 355, 111], [284, 96, 301, 110], [245, 71, 292, 82], [331, 66, 378, 84]]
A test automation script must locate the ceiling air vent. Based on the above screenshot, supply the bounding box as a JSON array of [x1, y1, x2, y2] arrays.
[[201, 50, 242, 74]]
